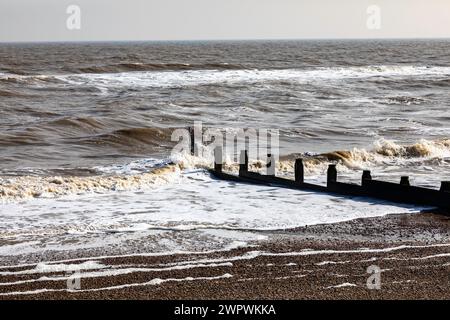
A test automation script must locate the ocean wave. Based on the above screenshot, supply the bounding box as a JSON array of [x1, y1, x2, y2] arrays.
[[81, 127, 175, 147], [383, 96, 426, 105], [0, 164, 181, 202], [3, 65, 449, 90], [74, 62, 244, 74], [0, 74, 62, 86], [165, 138, 450, 184], [1, 138, 448, 202], [47, 117, 105, 130], [283, 138, 450, 173], [0, 132, 46, 147], [0, 89, 28, 98], [60, 65, 450, 90], [0, 123, 176, 147], [190, 138, 450, 175]]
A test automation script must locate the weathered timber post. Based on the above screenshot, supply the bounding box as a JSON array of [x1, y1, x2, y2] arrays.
[[239, 150, 248, 176], [327, 164, 337, 186], [295, 159, 304, 184], [400, 176, 410, 186], [266, 154, 275, 176], [188, 126, 195, 156], [214, 147, 223, 173], [362, 170, 372, 186], [440, 181, 450, 193]]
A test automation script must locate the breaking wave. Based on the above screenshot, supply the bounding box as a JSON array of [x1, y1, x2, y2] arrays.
[[1, 138, 449, 202], [85, 127, 175, 146], [0, 164, 181, 202], [59, 65, 450, 90], [197, 138, 450, 176], [183, 138, 450, 175], [2, 65, 450, 91], [274, 138, 450, 176]]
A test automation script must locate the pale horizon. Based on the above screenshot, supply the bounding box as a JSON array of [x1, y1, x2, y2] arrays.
[[1, 0, 450, 43], [2, 36, 450, 45]]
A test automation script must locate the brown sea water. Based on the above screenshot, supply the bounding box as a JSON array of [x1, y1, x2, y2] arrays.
[[0, 40, 449, 262], [0, 40, 449, 173]]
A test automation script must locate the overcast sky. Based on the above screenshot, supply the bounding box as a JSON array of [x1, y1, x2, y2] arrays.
[[0, 0, 449, 42]]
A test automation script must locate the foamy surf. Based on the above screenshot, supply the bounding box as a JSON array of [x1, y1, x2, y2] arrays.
[[220, 138, 450, 183], [3, 65, 450, 90], [316, 138, 450, 170], [1, 138, 449, 202], [0, 163, 181, 202], [0, 167, 429, 259], [57, 65, 450, 92]]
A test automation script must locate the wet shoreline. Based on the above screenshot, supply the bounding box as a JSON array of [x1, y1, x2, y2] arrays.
[[1, 212, 449, 300]]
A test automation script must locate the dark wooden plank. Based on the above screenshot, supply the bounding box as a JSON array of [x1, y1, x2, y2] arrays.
[[208, 169, 450, 210]]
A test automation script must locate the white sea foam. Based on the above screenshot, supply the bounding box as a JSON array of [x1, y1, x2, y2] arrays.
[[3, 65, 449, 91], [1, 137, 449, 203], [0, 139, 447, 259], [326, 282, 357, 289], [134, 243, 450, 269], [0, 241, 249, 270], [0, 273, 233, 296], [0, 168, 428, 256], [0, 262, 233, 286], [1, 242, 447, 294], [0, 261, 106, 276], [0, 163, 182, 202], [53, 65, 450, 91], [411, 253, 450, 260], [316, 260, 351, 266], [385, 252, 450, 262]]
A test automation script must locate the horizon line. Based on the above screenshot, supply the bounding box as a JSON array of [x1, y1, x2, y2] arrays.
[[1, 36, 450, 45]]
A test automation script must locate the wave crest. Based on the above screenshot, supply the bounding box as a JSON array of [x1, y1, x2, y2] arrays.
[[304, 138, 450, 172], [0, 165, 181, 202], [1, 138, 448, 202]]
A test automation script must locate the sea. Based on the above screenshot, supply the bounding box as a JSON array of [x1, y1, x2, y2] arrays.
[[0, 39, 449, 261]]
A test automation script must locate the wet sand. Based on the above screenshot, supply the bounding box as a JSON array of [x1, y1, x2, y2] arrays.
[[0, 212, 449, 300]]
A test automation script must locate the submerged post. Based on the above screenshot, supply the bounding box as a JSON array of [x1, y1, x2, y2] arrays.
[[362, 170, 372, 186], [266, 154, 275, 176], [188, 126, 195, 156], [400, 176, 410, 186], [214, 147, 223, 173], [440, 181, 450, 193], [327, 164, 337, 186], [239, 150, 248, 176], [295, 159, 304, 184]]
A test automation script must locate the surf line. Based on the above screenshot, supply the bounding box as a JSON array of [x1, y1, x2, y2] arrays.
[[185, 127, 450, 211]]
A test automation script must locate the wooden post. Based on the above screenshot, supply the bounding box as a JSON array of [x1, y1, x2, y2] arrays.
[[327, 164, 337, 186], [400, 176, 410, 186], [295, 159, 304, 184], [214, 147, 223, 173], [188, 127, 195, 156], [362, 170, 372, 186], [239, 150, 248, 176], [266, 154, 275, 176], [440, 181, 450, 193]]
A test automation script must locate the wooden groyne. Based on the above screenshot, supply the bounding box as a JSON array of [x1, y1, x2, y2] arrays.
[[208, 148, 450, 210]]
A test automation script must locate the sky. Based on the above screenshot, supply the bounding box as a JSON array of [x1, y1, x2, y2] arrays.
[[0, 0, 449, 42]]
